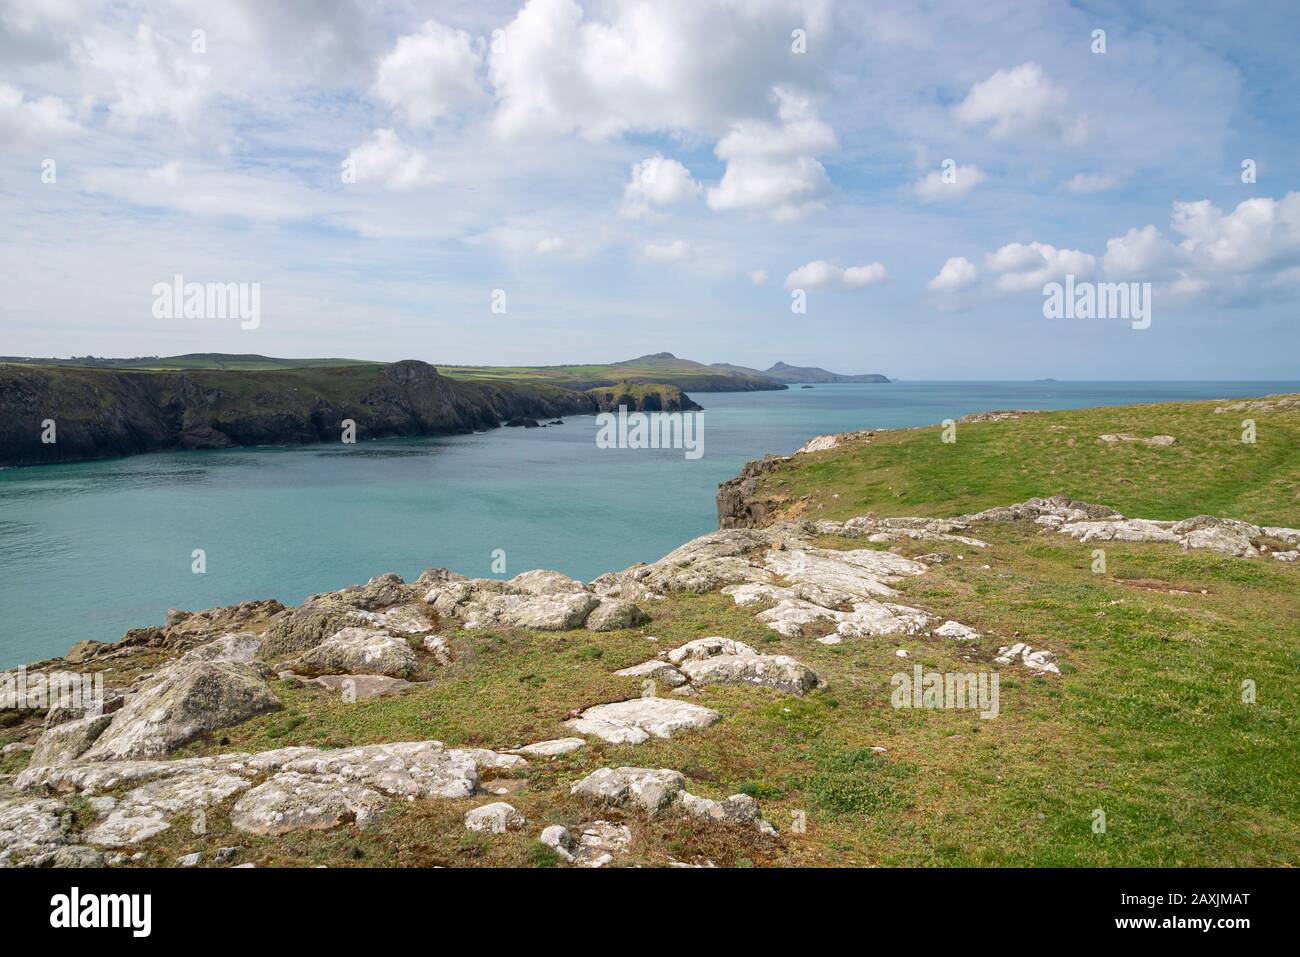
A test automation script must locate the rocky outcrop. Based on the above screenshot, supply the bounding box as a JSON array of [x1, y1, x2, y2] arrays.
[[7, 739, 518, 854], [571, 767, 776, 835], [616, 638, 822, 696], [423, 570, 643, 633], [964, 495, 1299, 559], [82, 661, 282, 761], [716, 455, 789, 528], [564, 698, 721, 744], [0, 360, 699, 467]]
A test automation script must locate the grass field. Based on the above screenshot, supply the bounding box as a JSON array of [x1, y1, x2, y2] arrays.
[[5, 394, 1296, 867]]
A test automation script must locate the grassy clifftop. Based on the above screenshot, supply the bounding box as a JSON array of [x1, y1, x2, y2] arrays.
[[722, 395, 1300, 529]]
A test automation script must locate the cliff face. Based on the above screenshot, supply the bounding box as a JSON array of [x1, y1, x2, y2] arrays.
[[0, 361, 699, 467], [716, 455, 789, 528]]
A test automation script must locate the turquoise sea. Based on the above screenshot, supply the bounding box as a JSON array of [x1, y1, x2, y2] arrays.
[[2, 380, 1296, 667]]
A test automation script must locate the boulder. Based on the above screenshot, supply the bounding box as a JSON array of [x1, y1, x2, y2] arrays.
[[565, 698, 720, 744], [180, 632, 262, 665], [27, 713, 114, 768], [464, 802, 525, 834], [677, 652, 821, 695], [257, 599, 366, 662], [289, 627, 419, 678], [613, 660, 688, 687], [586, 599, 650, 632], [462, 592, 600, 631], [83, 661, 281, 761], [539, 824, 575, 862], [570, 767, 687, 814]]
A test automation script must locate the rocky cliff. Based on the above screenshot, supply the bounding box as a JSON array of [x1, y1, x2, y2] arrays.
[[0, 361, 700, 467]]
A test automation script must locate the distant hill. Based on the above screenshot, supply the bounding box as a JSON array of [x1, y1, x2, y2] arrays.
[[710, 360, 889, 384], [439, 352, 786, 392], [0, 353, 378, 371], [3, 351, 788, 392]]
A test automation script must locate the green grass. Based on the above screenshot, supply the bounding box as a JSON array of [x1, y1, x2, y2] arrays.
[[754, 396, 1300, 527]]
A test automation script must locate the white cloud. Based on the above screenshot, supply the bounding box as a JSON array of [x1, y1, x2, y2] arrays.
[[986, 241, 1095, 291], [784, 260, 888, 291], [749, 269, 767, 285], [954, 62, 1082, 143], [644, 239, 690, 262], [373, 20, 484, 126], [913, 163, 987, 201], [928, 256, 979, 291], [1171, 193, 1300, 274], [535, 235, 566, 254], [707, 89, 836, 220], [346, 129, 440, 190], [488, 0, 827, 141], [622, 156, 700, 217], [75, 24, 211, 126], [1101, 225, 1184, 279], [1062, 172, 1122, 194], [0, 82, 77, 145]]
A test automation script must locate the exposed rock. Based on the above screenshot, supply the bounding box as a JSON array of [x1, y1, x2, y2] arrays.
[[423, 634, 453, 665], [677, 791, 775, 834], [507, 737, 586, 758], [329, 573, 414, 611], [289, 627, 419, 679], [1274, 550, 1299, 562], [565, 698, 720, 744], [464, 802, 525, 834], [934, 620, 979, 641], [308, 674, 419, 700], [29, 844, 106, 868], [652, 638, 821, 695], [27, 713, 114, 768], [352, 604, 435, 635], [507, 570, 588, 595], [539, 824, 575, 862], [1098, 433, 1176, 446], [177, 852, 202, 867], [665, 636, 756, 665], [257, 599, 368, 662], [83, 661, 281, 761], [180, 632, 262, 665], [614, 659, 688, 688], [794, 429, 877, 455], [230, 772, 388, 836], [571, 767, 686, 813], [573, 820, 632, 868], [586, 598, 650, 631], [1058, 518, 1180, 545], [995, 643, 1061, 674], [473, 592, 601, 630], [63, 640, 107, 664], [0, 798, 68, 863]]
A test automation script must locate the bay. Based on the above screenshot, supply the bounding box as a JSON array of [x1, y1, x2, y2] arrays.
[[1, 380, 1295, 667]]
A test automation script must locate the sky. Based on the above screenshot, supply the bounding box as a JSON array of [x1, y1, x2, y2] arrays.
[[1, 0, 1298, 379]]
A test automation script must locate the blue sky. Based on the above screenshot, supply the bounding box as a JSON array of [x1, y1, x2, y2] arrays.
[[1, 0, 1298, 378]]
